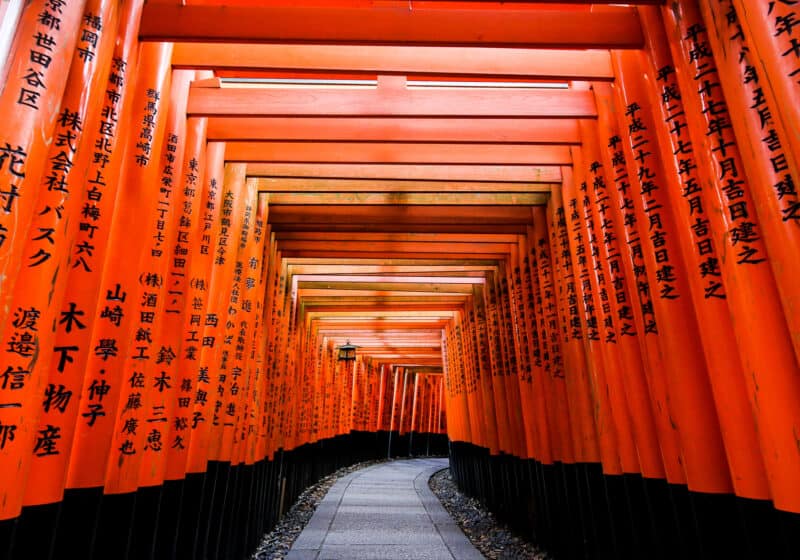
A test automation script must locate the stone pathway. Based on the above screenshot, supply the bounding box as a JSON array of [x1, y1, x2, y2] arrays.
[[286, 458, 484, 560]]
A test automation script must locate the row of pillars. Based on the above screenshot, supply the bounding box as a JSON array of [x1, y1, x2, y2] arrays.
[[0, 4, 451, 559], [444, 1, 800, 558]]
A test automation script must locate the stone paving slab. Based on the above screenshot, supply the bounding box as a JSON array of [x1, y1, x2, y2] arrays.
[[287, 458, 483, 560]]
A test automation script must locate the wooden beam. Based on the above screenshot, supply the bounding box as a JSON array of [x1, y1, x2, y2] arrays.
[[206, 117, 581, 143], [254, 178, 554, 193], [284, 251, 506, 260], [187, 86, 597, 118], [279, 240, 515, 253], [227, 142, 572, 165], [247, 163, 561, 182], [268, 204, 534, 224], [288, 264, 497, 274], [283, 234, 518, 243], [173, 43, 615, 80], [265, 192, 547, 205], [140, 5, 644, 48]]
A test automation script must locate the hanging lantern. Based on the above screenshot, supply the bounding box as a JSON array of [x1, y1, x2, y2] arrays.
[[337, 340, 358, 362]]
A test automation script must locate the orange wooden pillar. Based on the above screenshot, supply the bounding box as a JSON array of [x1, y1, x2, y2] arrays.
[[493, 261, 527, 458], [101, 67, 191, 502], [1, 0, 119, 526], [206, 176, 260, 467], [511, 238, 542, 461], [546, 187, 600, 469], [608, 66, 732, 493], [728, 0, 800, 162], [185, 162, 249, 475], [697, 0, 800, 363], [527, 213, 560, 467], [164, 139, 223, 482], [0, 0, 86, 340], [575, 119, 667, 485], [559, 159, 625, 478], [590, 86, 686, 490], [659, 1, 800, 516], [637, 8, 772, 509], [473, 282, 511, 455], [65, 41, 172, 495], [465, 294, 494, 453]]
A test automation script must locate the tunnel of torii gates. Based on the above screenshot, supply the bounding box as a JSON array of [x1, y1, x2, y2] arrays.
[[1, 0, 800, 559]]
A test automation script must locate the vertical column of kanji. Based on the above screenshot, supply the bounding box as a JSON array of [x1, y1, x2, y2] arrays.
[[396, 367, 410, 437], [404, 371, 416, 437], [450, 315, 472, 444], [228, 193, 268, 517], [456, 308, 480, 448], [368, 362, 379, 434], [699, 1, 800, 363], [346, 357, 358, 436], [316, 331, 328, 441], [4, 0, 118, 517], [591, 84, 686, 489], [65, 42, 171, 494], [437, 376, 447, 435], [660, 4, 800, 514], [334, 356, 347, 439], [207, 177, 258, 465], [409, 371, 420, 443], [303, 324, 318, 443], [639, 7, 773, 506], [387, 366, 399, 438], [258, 237, 279, 459], [546, 190, 599, 468], [0, 0, 86, 339], [560, 161, 625, 478], [375, 364, 387, 432], [577, 120, 666, 484], [360, 359, 372, 438], [315, 340, 330, 443], [137, 104, 212, 492], [558, 163, 626, 558], [50, 0, 141, 499], [185, 163, 248, 475], [0, 0, 25, 83], [99, 67, 190, 497], [608, 64, 735, 497], [356, 358, 366, 435], [492, 264, 522, 456], [581, 91, 695, 555], [164, 139, 223, 482], [475, 281, 511, 454], [729, 0, 800, 161], [529, 212, 567, 466], [441, 326, 459, 442], [363, 360, 374, 433], [512, 238, 540, 460], [468, 289, 499, 453], [572, 145, 645, 479], [274, 259, 292, 449], [525, 218, 556, 467], [304, 324, 319, 443], [545, 200, 595, 558], [495, 261, 527, 458], [420, 376, 430, 437], [243, 196, 269, 465]]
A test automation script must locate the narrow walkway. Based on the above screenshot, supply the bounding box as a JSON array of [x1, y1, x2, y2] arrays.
[[287, 458, 483, 560]]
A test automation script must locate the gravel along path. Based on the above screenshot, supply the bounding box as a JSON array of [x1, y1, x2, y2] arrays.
[[252, 460, 549, 559], [428, 468, 550, 560]]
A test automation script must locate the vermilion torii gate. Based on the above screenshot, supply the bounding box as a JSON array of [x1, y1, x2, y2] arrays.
[[0, 1, 799, 559]]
